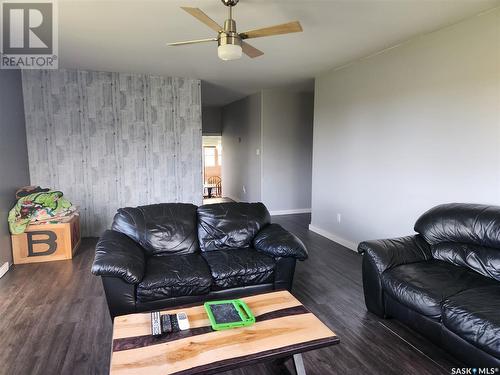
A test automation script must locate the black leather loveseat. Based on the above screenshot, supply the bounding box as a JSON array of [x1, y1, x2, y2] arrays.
[[92, 202, 307, 318], [359, 203, 500, 367]]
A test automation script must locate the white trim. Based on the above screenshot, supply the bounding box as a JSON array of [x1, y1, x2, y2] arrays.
[[270, 208, 312, 216], [225, 195, 241, 202], [308, 224, 358, 252], [0, 262, 10, 279]]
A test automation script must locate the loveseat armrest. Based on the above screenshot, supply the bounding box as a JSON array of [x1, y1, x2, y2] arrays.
[[358, 235, 431, 317], [91, 230, 146, 284], [358, 235, 432, 274], [253, 224, 308, 260]]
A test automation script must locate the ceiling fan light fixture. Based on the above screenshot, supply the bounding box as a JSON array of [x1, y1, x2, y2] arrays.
[[169, 3, 302, 60], [217, 43, 242, 60]]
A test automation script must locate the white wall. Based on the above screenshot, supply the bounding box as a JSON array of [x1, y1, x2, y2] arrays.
[[311, 9, 500, 250], [221, 93, 262, 202], [261, 89, 314, 213], [222, 89, 314, 210], [202, 106, 222, 135]]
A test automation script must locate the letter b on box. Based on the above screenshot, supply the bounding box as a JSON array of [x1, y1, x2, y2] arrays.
[[27, 230, 57, 256]]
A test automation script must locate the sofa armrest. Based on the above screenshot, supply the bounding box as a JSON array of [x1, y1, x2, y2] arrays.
[[101, 276, 137, 318], [253, 224, 308, 260], [274, 257, 297, 291], [358, 235, 432, 274], [91, 230, 146, 284], [358, 234, 431, 317]]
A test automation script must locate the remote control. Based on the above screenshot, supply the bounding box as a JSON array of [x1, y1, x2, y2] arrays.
[[151, 311, 162, 337], [176, 312, 190, 330], [161, 314, 172, 333], [170, 314, 180, 332]]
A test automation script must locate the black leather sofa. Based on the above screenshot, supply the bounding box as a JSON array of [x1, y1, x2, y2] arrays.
[[359, 203, 500, 367], [91, 202, 307, 318]]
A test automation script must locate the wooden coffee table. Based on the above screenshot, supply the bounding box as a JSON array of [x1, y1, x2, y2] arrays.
[[110, 290, 339, 375]]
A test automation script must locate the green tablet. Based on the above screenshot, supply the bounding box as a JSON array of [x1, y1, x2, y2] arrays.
[[204, 299, 255, 331]]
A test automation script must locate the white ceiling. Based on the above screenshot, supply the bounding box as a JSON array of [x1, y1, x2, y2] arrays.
[[59, 0, 500, 106]]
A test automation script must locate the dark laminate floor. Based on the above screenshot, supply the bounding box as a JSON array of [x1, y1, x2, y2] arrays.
[[0, 214, 460, 375]]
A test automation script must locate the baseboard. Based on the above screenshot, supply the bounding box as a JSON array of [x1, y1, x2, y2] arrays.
[[0, 262, 10, 279], [225, 195, 241, 202], [270, 208, 312, 216], [308, 224, 358, 252]]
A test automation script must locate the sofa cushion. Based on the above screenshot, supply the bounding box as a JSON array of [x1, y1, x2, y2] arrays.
[[432, 242, 500, 282], [442, 285, 500, 358], [112, 203, 199, 256], [137, 254, 211, 302], [197, 202, 271, 252], [382, 260, 496, 319], [202, 248, 275, 289], [414, 203, 500, 248]]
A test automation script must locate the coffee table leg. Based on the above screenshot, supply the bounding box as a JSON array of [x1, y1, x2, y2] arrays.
[[293, 354, 307, 375]]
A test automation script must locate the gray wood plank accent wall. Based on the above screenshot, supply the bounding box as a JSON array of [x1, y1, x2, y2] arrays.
[[22, 69, 202, 236]]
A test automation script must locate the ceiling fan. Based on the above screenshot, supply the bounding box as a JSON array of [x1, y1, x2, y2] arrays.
[[168, 0, 303, 61]]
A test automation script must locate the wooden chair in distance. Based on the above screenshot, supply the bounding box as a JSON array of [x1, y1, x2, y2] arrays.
[[207, 176, 222, 198]]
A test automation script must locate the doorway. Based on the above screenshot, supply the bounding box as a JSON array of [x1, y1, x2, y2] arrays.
[[202, 136, 223, 202]]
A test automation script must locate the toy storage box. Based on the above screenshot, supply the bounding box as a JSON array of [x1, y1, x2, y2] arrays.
[[11, 215, 81, 264]]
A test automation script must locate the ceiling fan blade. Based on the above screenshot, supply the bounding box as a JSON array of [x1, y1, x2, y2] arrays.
[[168, 38, 217, 46], [241, 41, 264, 58], [180, 7, 223, 33], [240, 21, 303, 40]]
